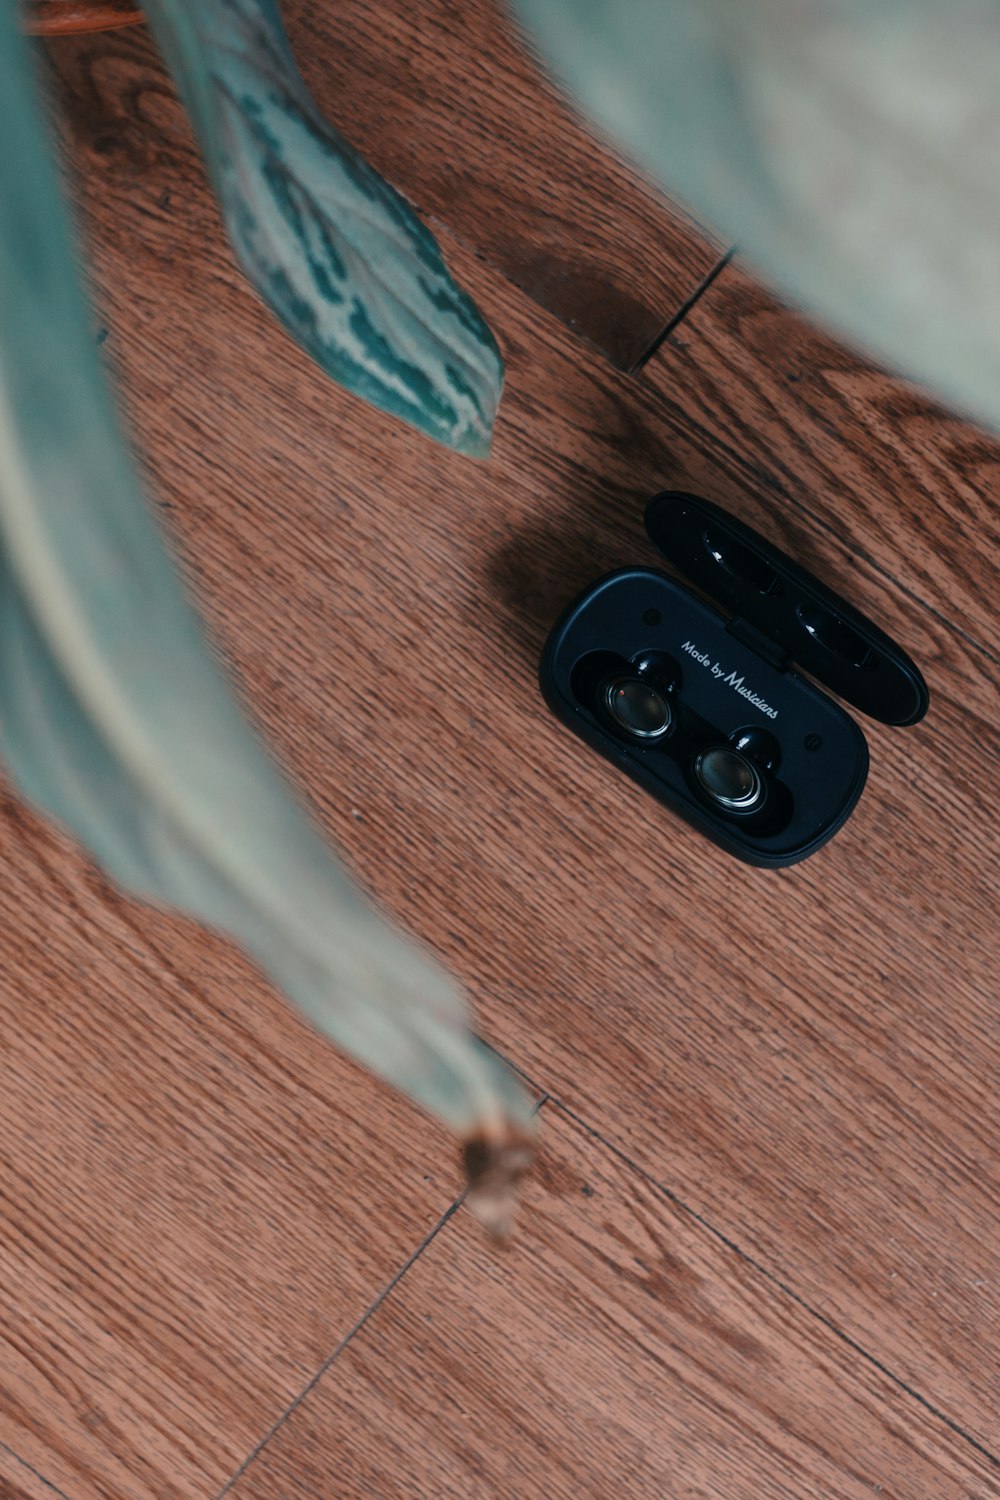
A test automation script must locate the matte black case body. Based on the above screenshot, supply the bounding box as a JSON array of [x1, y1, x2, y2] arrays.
[[541, 568, 869, 867], [541, 494, 928, 867]]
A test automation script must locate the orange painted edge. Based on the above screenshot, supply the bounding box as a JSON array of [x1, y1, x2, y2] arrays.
[[25, 5, 144, 35]]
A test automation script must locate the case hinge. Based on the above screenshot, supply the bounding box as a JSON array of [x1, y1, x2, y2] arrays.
[[725, 616, 792, 672]]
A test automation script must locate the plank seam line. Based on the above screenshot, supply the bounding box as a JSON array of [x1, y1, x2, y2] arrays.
[[210, 1198, 462, 1499], [0, 1439, 74, 1500], [424, 208, 731, 377], [628, 248, 737, 375], [213, 1090, 550, 1498], [545, 1095, 1000, 1472]]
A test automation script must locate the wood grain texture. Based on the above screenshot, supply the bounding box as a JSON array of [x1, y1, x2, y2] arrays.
[[46, 62, 1000, 1462], [286, 0, 725, 367], [41, 1, 722, 371], [0, 1444, 69, 1500], [5, 15, 997, 1496], [645, 259, 1000, 660], [0, 791, 463, 1500], [228, 1106, 999, 1500]]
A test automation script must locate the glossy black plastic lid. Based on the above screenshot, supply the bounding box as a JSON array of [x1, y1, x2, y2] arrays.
[[645, 493, 929, 726]]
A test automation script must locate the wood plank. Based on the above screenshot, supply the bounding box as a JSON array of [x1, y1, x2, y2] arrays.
[[227, 1105, 998, 1500], [0, 1446, 69, 1500], [0, 792, 462, 1500], [11, 24, 999, 1490], [643, 259, 1000, 659], [51, 79, 1000, 1463], [40, 3, 721, 372]]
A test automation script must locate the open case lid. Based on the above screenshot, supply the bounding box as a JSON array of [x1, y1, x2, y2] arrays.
[[645, 492, 929, 726]]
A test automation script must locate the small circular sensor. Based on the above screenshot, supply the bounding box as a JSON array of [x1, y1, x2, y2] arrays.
[[603, 677, 673, 741], [694, 746, 767, 814]]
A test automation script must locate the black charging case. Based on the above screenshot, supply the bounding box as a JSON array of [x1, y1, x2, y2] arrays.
[[539, 492, 929, 867]]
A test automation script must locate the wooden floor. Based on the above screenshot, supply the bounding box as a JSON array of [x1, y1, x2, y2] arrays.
[[3, 5, 998, 1497]]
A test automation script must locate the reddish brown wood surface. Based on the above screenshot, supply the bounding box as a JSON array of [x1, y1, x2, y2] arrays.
[[1, 12, 997, 1500], [42, 3, 722, 370], [0, 801, 458, 1498], [0, 1445, 67, 1500], [228, 1106, 999, 1500], [286, 0, 726, 367], [646, 260, 1000, 661]]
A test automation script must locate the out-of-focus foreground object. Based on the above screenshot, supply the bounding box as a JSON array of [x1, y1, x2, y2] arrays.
[[144, 0, 504, 456], [1, 3, 533, 1234], [25, 0, 504, 455], [513, 0, 1000, 433]]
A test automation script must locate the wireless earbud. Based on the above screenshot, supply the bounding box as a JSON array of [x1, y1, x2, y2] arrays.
[[730, 725, 781, 773], [693, 746, 767, 815], [601, 676, 674, 741]]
